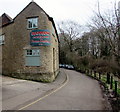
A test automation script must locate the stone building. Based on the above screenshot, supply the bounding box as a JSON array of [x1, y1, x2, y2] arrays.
[[0, 1, 59, 82]]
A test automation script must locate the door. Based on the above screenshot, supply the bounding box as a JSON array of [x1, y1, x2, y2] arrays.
[[53, 48, 55, 72]]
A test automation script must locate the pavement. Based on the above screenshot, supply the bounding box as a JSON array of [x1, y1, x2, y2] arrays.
[[1, 69, 67, 110]]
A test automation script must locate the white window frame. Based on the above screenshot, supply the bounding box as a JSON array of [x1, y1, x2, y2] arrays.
[[26, 49, 32, 56], [26, 49, 40, 56], [0, 34, 5, 45], [25, 49, 40, 66], [27, 18, 38, 29]]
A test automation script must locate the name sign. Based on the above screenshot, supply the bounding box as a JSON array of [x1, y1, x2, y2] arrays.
[[30, 29, 51, 46]]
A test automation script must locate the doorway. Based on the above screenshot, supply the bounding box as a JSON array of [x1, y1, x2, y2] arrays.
[[53, 48, 55, 73]]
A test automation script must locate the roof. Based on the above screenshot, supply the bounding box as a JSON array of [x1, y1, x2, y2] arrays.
[[14, 1, 59, 39], [0, 13, 13, 27], [0, 1, 59, 40]]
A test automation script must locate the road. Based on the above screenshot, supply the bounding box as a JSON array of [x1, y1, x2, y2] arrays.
[[5, 69, 106, 110], [1, 69, 66, 110]]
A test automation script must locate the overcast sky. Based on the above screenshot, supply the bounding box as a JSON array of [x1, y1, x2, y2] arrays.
[[0, 0, 120, 25]]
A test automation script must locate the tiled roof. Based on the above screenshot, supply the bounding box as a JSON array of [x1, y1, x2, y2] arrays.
[[0, 13, 13, 27]]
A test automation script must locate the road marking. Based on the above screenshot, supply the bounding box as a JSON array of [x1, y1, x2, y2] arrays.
[[15, 70, 69, 111]]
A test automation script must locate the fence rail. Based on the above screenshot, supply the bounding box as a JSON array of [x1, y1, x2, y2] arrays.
[[84, 69, 120, 97]]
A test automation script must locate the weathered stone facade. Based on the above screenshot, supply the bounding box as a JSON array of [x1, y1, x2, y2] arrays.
[[0, 2, 59, 82]]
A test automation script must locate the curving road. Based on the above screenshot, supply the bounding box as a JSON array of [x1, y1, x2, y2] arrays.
[[16, 69, 106, 110]]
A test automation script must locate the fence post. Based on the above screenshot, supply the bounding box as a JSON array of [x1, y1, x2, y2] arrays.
[[110, 76, 113, 89], [114, 81, 118, 97], [85, 69, 87, 75], [107, 73, 110, 84], [99, 72, 101, 80], [88, 69, 90, 75], [85, 69, 89, 75], [90, 70, 92, 76], [87, 69, 89, 75], [94, 71, 96, 78]]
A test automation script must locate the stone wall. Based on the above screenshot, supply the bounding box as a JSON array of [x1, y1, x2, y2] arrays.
[[0, 28, 2, 74], [1, 2, 59, 82]]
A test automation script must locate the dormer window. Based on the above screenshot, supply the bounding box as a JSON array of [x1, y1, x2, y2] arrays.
[[27, 17, 38, 29]]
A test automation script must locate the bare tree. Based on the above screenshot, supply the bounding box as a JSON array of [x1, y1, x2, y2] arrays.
[[88, 1, 120, 64], [58, 21, 82, 52]]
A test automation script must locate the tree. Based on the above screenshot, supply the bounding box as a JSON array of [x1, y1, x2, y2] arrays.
[[58, 21, 82, 52], [88, 1, 120, 65]]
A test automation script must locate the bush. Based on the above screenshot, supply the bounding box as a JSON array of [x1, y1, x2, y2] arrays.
[[89, 58, 120, 76]]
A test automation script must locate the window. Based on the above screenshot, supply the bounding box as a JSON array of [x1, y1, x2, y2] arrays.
[[27, 18, 38, 29], [25, 49, 40, 66], [27, 49, 32, 55], [26, 49, 40, 56], [0, 35, 5, 45]]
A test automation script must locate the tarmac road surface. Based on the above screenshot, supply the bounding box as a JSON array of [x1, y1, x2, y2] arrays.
[[11, 69, 106, 110], [1, 69, 66, 110]]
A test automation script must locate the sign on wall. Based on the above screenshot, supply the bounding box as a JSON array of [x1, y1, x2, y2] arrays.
[[30, 29, 51, 46]]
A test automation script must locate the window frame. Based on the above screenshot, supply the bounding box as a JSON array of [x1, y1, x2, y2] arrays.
[[27, 17, 38, 29], [26, 49, 32, 56], [0, 34, 5, 45], [25, 49, 41, 66]]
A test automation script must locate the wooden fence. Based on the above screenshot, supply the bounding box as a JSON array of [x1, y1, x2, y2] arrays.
[[85, 69, 120, 97]]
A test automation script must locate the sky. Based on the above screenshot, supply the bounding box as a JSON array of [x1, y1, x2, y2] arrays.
[[0, 0, 120, 26]]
